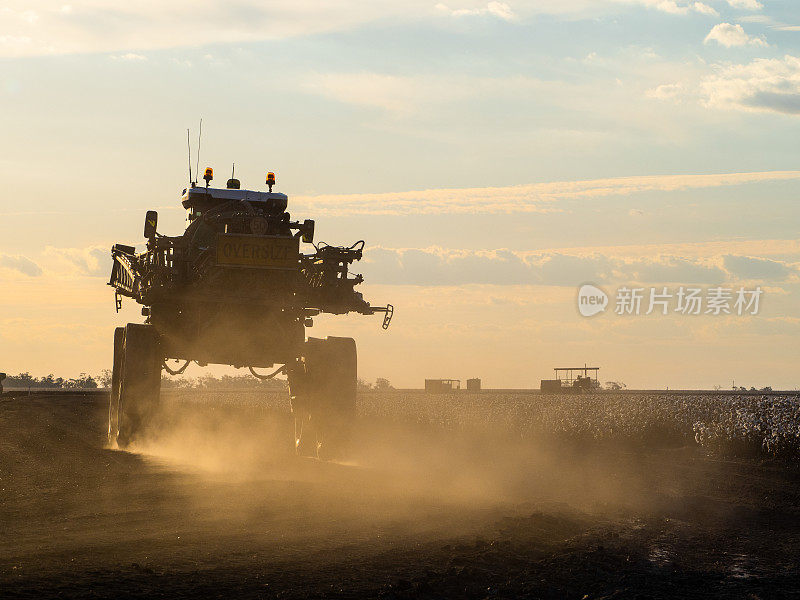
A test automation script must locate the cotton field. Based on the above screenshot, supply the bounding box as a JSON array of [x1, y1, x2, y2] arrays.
[[161, 389, 800, 459], [358, 392, 800, 459]]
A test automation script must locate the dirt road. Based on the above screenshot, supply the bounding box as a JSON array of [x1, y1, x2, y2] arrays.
[[2, 392, 800, 598]]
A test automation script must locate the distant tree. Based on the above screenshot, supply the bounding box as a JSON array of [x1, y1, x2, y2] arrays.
[[6, 372, 35, 388], [161, 372, 287, 390], [39, 374, 64, 389], [63, 373, 98, 389], [98, 369, 113, 388], [160, 375, 194, 389], [374, 377, 393, 390], [357, 378, 373, 391], [604, 381, 626, 391]]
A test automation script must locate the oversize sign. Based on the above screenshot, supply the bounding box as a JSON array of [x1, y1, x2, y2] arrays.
[[216, 234, 299, 269]]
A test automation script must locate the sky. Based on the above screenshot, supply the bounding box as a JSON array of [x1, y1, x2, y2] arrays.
[[1, 0, 799, 389]]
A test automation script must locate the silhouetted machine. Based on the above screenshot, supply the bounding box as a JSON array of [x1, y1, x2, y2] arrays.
[[108, 167, 392, 458]]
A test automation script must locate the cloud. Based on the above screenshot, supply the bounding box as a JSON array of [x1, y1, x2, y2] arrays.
[[43, 245, 110, 277], [436, 2, 516, 20], [303, 72, 546, 114], [692, 2, 719, 16], [704, 23, 767, 47], [722, 255, 794, 281], [110, 52, 146, 61], [726, 0, 762, 10], [305, 73, 425, 114], [622, 0, 718, 16], [0, 254, 42, 277], [645, 82, 685, 100], [357, 246, 800, 286], [353, 241, 800, 290], [0, 0, 615, 58], [700, 55, 800, 115], [294, 170, 800, 215], [355, 237, 800, 288], [0, 1, 415, 57]]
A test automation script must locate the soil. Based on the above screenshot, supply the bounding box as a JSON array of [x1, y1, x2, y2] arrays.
[[2, 392, 800, 599]]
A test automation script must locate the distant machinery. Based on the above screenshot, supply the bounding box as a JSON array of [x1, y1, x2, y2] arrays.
[[425, 379, 461, 393], [466, 378, 481, 391], [541, 366, 600, 393]]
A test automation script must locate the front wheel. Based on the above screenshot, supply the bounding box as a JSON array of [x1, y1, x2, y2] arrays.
[[107, 327, 125, 446], [289, 337, 357, 460]]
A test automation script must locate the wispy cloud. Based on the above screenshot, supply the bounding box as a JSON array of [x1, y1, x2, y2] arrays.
[[645, 82, 685, 100], [110, 52, 146, 61], [704, 23, 767, 47], [726, 0, 762, 10], [303, 72, 546, 114], [621, 0, 718, 17], [359, 245, 799, 286], [294, 170, 800, 215], [0, 1, 415, 57], [436, 2, 516, 20], [0, 0, 612, 58]]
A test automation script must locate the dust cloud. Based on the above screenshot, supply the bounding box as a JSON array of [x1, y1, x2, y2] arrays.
[[119, 391, 713, 537]]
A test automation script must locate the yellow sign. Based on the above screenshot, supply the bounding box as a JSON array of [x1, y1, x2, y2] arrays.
[[216, 234, 299, 269]]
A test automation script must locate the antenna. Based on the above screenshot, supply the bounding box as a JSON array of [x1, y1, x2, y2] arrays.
[[195, 118, 202, 185], [187, 128, 193, 184], [231, 162, 235, 179]]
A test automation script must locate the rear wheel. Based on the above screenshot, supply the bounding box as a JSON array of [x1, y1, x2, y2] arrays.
[[115, 324, 161, 449], [289, 337, 357, 460]]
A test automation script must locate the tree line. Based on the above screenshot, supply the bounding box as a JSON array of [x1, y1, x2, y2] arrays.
[[4, 372, 103, 389], [3, 371, 394, 391]]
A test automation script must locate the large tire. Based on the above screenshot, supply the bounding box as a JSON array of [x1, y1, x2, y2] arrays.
[[290, 337, 357, 460], [107, 327, 125, 445], [116, 324, 161, 449]]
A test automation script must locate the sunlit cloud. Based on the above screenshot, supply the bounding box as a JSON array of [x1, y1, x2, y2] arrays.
[[722, 255, 794, 281], [435, 2, 516, 20], [360, 245, 799, 286], [726, 0, 762, 10], [110, 52, 146, 61], [700, 55, 800, 115], [704, 23, 767, 47], [620, 0, 718, 17], [0, 0, 614, 58], [294, 170, 800, 215], [42, 245, 111, 277]]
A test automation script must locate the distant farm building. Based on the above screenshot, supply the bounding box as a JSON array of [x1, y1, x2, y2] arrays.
[[541, 366, 600, 393], [466, 378, 481, 391], [425, 379, 461, 393]]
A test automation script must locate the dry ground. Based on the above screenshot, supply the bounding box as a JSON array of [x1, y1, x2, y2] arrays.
[[2, 391, 800, 599]]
